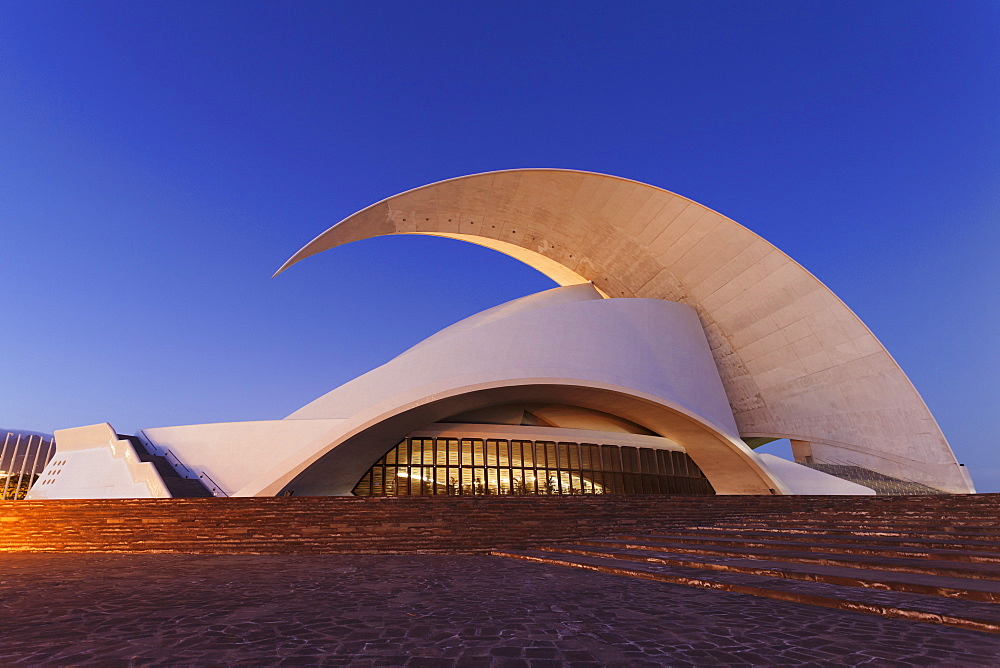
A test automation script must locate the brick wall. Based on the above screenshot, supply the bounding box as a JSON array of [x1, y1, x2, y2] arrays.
[[0, 494, 996, 554]]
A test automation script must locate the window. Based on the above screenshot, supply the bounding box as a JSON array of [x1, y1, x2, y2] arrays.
[[352, 437, 714, 496]]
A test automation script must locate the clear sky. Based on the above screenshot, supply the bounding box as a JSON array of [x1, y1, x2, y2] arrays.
[[1, 2, 998, 490]]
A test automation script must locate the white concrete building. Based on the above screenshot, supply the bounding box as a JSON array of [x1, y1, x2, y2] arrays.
[[28, 170, 975, 500]]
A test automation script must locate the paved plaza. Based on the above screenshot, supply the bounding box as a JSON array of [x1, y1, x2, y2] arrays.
[[1, 554, 998, 666]]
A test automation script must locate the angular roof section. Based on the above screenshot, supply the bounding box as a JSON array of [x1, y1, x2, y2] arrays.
[[276, 169, 970, 493]]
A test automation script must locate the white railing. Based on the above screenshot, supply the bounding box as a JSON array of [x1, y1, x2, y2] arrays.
[[197, 470, 229, 497], [161, 448, 229, 497], [135, 431, 229, 497], [161, 448, 198, 479]]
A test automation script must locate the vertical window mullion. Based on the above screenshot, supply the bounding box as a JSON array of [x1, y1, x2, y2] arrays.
[[458, 439, 464, 495]]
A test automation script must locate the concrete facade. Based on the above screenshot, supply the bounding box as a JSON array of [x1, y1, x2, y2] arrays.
[[27, 169, 967, 499], [277, 169, 970, 493]]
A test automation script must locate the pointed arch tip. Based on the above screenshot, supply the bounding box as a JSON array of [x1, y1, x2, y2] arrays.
[[272, 253, 306, 278]]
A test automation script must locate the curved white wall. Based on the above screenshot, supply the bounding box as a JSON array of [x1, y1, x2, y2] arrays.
[[235, 285, 786, 496], [290, 284, 739, 436]]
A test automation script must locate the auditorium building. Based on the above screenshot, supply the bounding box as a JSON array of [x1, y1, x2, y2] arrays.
[[26, 170, 976, 500]]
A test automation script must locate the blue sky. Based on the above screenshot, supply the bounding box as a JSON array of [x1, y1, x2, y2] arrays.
[[1, 2, 998, 490]]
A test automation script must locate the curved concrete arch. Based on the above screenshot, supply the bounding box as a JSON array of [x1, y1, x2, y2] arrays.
[[237, 379, 788, 497], [276, 169, 970, 493]]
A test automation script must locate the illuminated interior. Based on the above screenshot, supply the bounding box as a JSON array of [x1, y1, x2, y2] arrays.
[[352, 436, 714, 496], [441, 403, 657, 435]]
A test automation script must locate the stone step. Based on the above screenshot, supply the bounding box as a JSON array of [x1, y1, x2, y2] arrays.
[[703, 520, 1000, 531], [708, 515, 1000, 523], [524, 544, 1000, 602], [573, 539, 1000, 581], [616, 534, 1000, 564], [679, 524, 1000, 540], [651, 528, 1000, 552], [490, 549, 1000, 635]]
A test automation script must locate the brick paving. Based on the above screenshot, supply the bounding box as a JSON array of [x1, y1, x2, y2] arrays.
[[1, 554, 999, 666]]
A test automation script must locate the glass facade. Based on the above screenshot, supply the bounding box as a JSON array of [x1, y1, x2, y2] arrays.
[[352, 437, 714, 496]]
